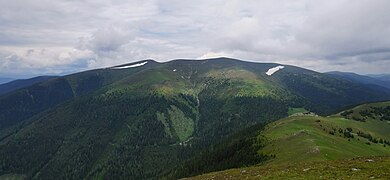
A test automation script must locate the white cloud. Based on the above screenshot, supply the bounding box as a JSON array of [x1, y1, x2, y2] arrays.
[[0, 46, 94, 77], [78, 26, 134, 54], [0, 0, 389, 77]]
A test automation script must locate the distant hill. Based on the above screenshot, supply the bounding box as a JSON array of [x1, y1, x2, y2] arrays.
[[0, 76, 57, 95], [367, 74, 390, 82], [327, 71, 390, 89], [0, 58, 389, 179], [0, 77, 15, 85]]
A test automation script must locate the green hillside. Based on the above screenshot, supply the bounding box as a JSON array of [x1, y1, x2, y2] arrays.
[[0, 58, 389, 179], [186, 156, 390, 179], [1, 58, 389, 131], [261, 112, 390, 165], [182, 101, 390, 179]]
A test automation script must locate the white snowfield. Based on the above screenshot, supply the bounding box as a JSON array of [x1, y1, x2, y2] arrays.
[[110, 61, 148, 69], [265, 65, 285, 76]]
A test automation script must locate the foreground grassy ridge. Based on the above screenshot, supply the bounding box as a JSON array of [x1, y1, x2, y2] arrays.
[[187, 102, 390, 179], [260, 115, 390, 164], [186, 156, 390, 179], [260, 101, 390, 164]]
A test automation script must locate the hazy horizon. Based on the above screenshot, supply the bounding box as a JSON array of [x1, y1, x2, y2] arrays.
[[1, 57, 389, 80]]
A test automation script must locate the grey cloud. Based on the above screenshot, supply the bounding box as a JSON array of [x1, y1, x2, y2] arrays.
[[294, 1, 390, 58], [0, 0, 389, 77], [80, 27, 134, 53]]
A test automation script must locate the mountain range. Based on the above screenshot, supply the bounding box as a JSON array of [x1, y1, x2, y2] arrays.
[[367, 74, 390, 82], [0, 58, 389, 179], [0, 77, 15, 85], [327, 71, 390, 90]]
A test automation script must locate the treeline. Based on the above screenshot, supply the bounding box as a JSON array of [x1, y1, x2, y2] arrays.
[[326, 126, 390, 146], [357, 131, 390, 146], [340, 105, 390, 122], [327, 127, 354, 139], [164, 123, 270, 179]]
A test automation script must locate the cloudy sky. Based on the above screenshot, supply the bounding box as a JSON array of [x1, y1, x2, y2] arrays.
[[1, 0, 389, 78]]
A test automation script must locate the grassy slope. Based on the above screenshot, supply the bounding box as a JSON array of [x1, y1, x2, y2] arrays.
[[186, 156, 390, 179], [261, 115, 390, 164], [188, 102, 390, 179], [261, 101, 390, 164]]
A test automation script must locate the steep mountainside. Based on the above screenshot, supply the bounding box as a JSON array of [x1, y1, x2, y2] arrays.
[[184, 101, 390, 179], [0, 58, 389, 179], [0, 60, 160, 130]]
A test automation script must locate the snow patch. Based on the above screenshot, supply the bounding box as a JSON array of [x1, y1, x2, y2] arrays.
[[111, 61, 148, 69], [266, 65, 285, 76]]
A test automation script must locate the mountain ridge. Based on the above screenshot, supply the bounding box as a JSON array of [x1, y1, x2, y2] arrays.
[[0, 76, 58, 95], [327, 71, 390, 89], [0, 58, 389, 179], [0, 77, 15, 85]]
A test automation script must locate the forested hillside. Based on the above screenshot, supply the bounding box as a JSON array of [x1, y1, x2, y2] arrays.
[[0, 58, 389, 179], [0, 76, 57, 95]]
